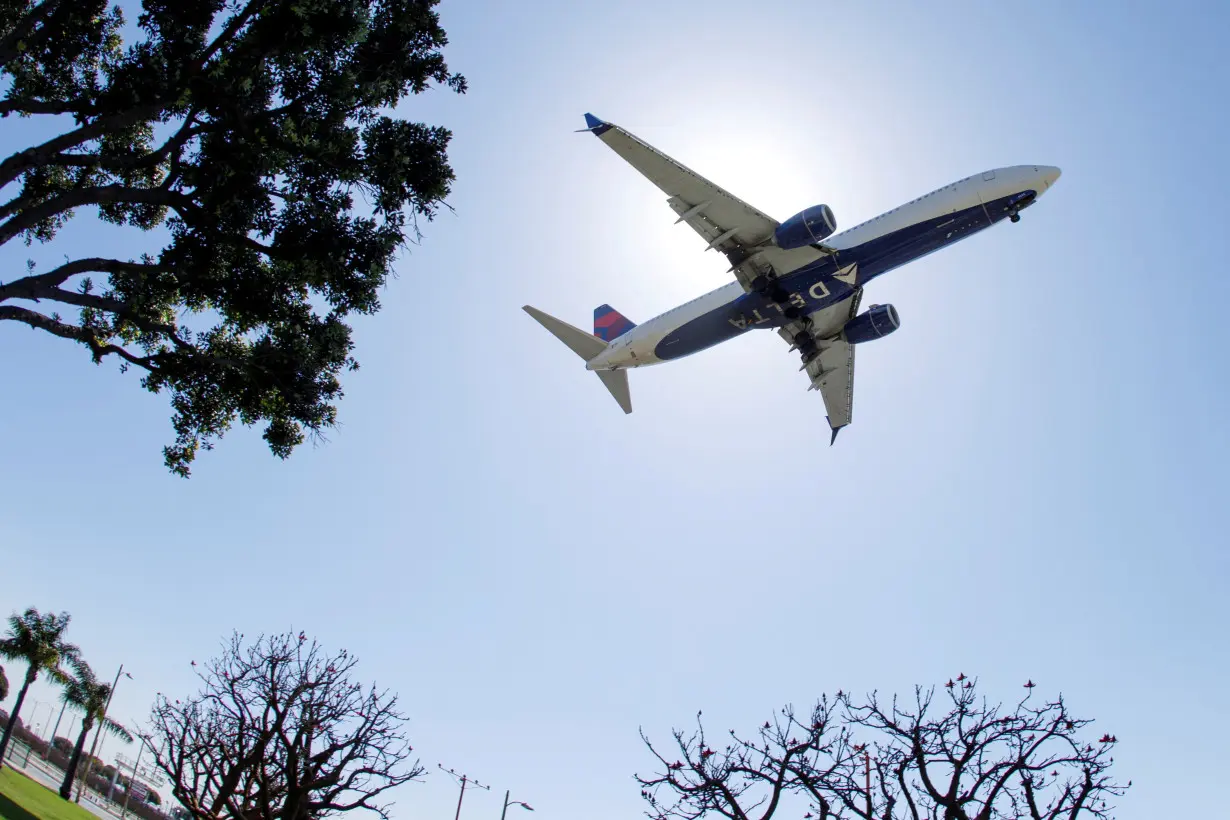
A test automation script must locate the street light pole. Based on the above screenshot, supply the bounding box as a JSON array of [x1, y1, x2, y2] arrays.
[[33, 701, 55, 740], [45, 700, 68, 759], [75, 663, 125, 803], [120, 735, 150, 820], [500, 789, 534, 820]]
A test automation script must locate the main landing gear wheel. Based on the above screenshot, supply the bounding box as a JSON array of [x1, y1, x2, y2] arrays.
[[750, 274, 791, 305], [797, 333, 819, 362], [1009, 213, 1021, 223]]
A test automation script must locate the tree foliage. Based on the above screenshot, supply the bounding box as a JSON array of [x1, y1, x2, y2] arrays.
[[638, 677, 1129, 820], [149, 631, 425, 820], [0, 607, 78, 768], [58, 658, 134, 799], [0, 0, 466, 475]]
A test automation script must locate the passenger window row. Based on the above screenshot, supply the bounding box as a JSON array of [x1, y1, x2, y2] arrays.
[[845, 176, 974, 233], [664, 290, 710, 318]]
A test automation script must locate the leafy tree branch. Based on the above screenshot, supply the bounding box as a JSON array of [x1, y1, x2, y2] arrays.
[[0, 0, 466, 476]]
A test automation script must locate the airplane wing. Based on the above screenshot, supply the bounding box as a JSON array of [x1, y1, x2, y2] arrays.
[[579, 113, 826, 289], [777, 290, 863, 441]]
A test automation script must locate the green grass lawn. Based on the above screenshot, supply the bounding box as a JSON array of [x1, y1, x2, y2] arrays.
[[0, 766, 96, 820]]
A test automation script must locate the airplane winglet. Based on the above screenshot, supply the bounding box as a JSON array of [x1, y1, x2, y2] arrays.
[[576, 112, 613, 136], [827, 418, 845, 445]]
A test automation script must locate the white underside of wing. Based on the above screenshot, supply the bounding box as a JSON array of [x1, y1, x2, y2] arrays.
[[807, 341, 855, 431], [778, 291, 863, 432], [590, 120, 823, 281]]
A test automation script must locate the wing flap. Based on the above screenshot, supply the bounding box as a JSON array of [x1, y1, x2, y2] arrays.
[[806, 341, 855, 437], [777, 291, 863, 438]]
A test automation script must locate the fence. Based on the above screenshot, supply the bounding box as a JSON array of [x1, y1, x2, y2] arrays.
[[2, 725, 171, 820]]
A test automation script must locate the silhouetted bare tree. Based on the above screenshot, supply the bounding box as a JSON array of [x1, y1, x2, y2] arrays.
[[637, 677, 1129, 820], [148, 631, 424, 820]]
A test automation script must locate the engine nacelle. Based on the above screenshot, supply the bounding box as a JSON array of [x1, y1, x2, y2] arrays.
[[842, 304, 900, 344], [774, 204, 837, 250]]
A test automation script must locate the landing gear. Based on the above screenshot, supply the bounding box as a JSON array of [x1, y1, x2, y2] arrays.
[[795, 330, 820, 365], [751, 273, 790, 305], [1009, 213, 1021, 223]]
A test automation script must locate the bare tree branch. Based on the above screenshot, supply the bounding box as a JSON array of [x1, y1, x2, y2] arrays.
[[639, 680, 1129, 820], [0, 96, 92, 117], [148, 632, 424, 820], [0, 256, 165, 298], [0, 304, 157, 368]]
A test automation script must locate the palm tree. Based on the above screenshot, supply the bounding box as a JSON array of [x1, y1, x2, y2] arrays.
[[58, 660, 133, 800], [0, 608, 79, 768], [0, 665, 9, 702]]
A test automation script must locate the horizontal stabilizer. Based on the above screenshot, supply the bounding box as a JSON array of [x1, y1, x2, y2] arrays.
[[596, 369, 632, 414], [524, 304, 634, 415], [523, 305, 607, 361]]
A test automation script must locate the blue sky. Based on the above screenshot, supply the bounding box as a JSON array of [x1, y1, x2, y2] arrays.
[[2, 1, 1227, 818]]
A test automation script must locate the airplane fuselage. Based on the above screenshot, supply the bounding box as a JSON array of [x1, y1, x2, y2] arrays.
[[586, 164, 1060, 371]]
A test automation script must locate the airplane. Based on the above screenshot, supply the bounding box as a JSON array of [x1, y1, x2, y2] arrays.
[[524, 113, 1061, 442]]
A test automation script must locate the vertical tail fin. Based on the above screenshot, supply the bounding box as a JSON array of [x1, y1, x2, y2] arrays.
[[593, 304, 637, 341]]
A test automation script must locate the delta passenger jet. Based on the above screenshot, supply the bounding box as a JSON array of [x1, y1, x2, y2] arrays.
[[525, 113, 1061, 442]]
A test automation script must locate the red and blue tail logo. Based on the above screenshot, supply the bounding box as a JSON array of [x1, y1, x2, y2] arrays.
[[593, 304, 636, 342]]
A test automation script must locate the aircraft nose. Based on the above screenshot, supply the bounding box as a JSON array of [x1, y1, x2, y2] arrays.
[[1039, 165, 1061, 191]]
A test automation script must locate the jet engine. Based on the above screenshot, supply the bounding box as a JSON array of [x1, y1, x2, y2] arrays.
[[773, 204, 837, 250], [842, 304, 900, 344]]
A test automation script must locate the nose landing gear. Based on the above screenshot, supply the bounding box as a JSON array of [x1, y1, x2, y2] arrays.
[[1006, 191, 1036, 224]]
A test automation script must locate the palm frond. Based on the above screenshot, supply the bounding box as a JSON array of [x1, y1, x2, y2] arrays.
[[0, 608, 76, 673], [102, 717, 134, 744], [46, 666, 75, 687], [0, 638, 25, 662], [59, 681, 88, 709], [55, 640, 82, 663], [66, 655, 96, 685]]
